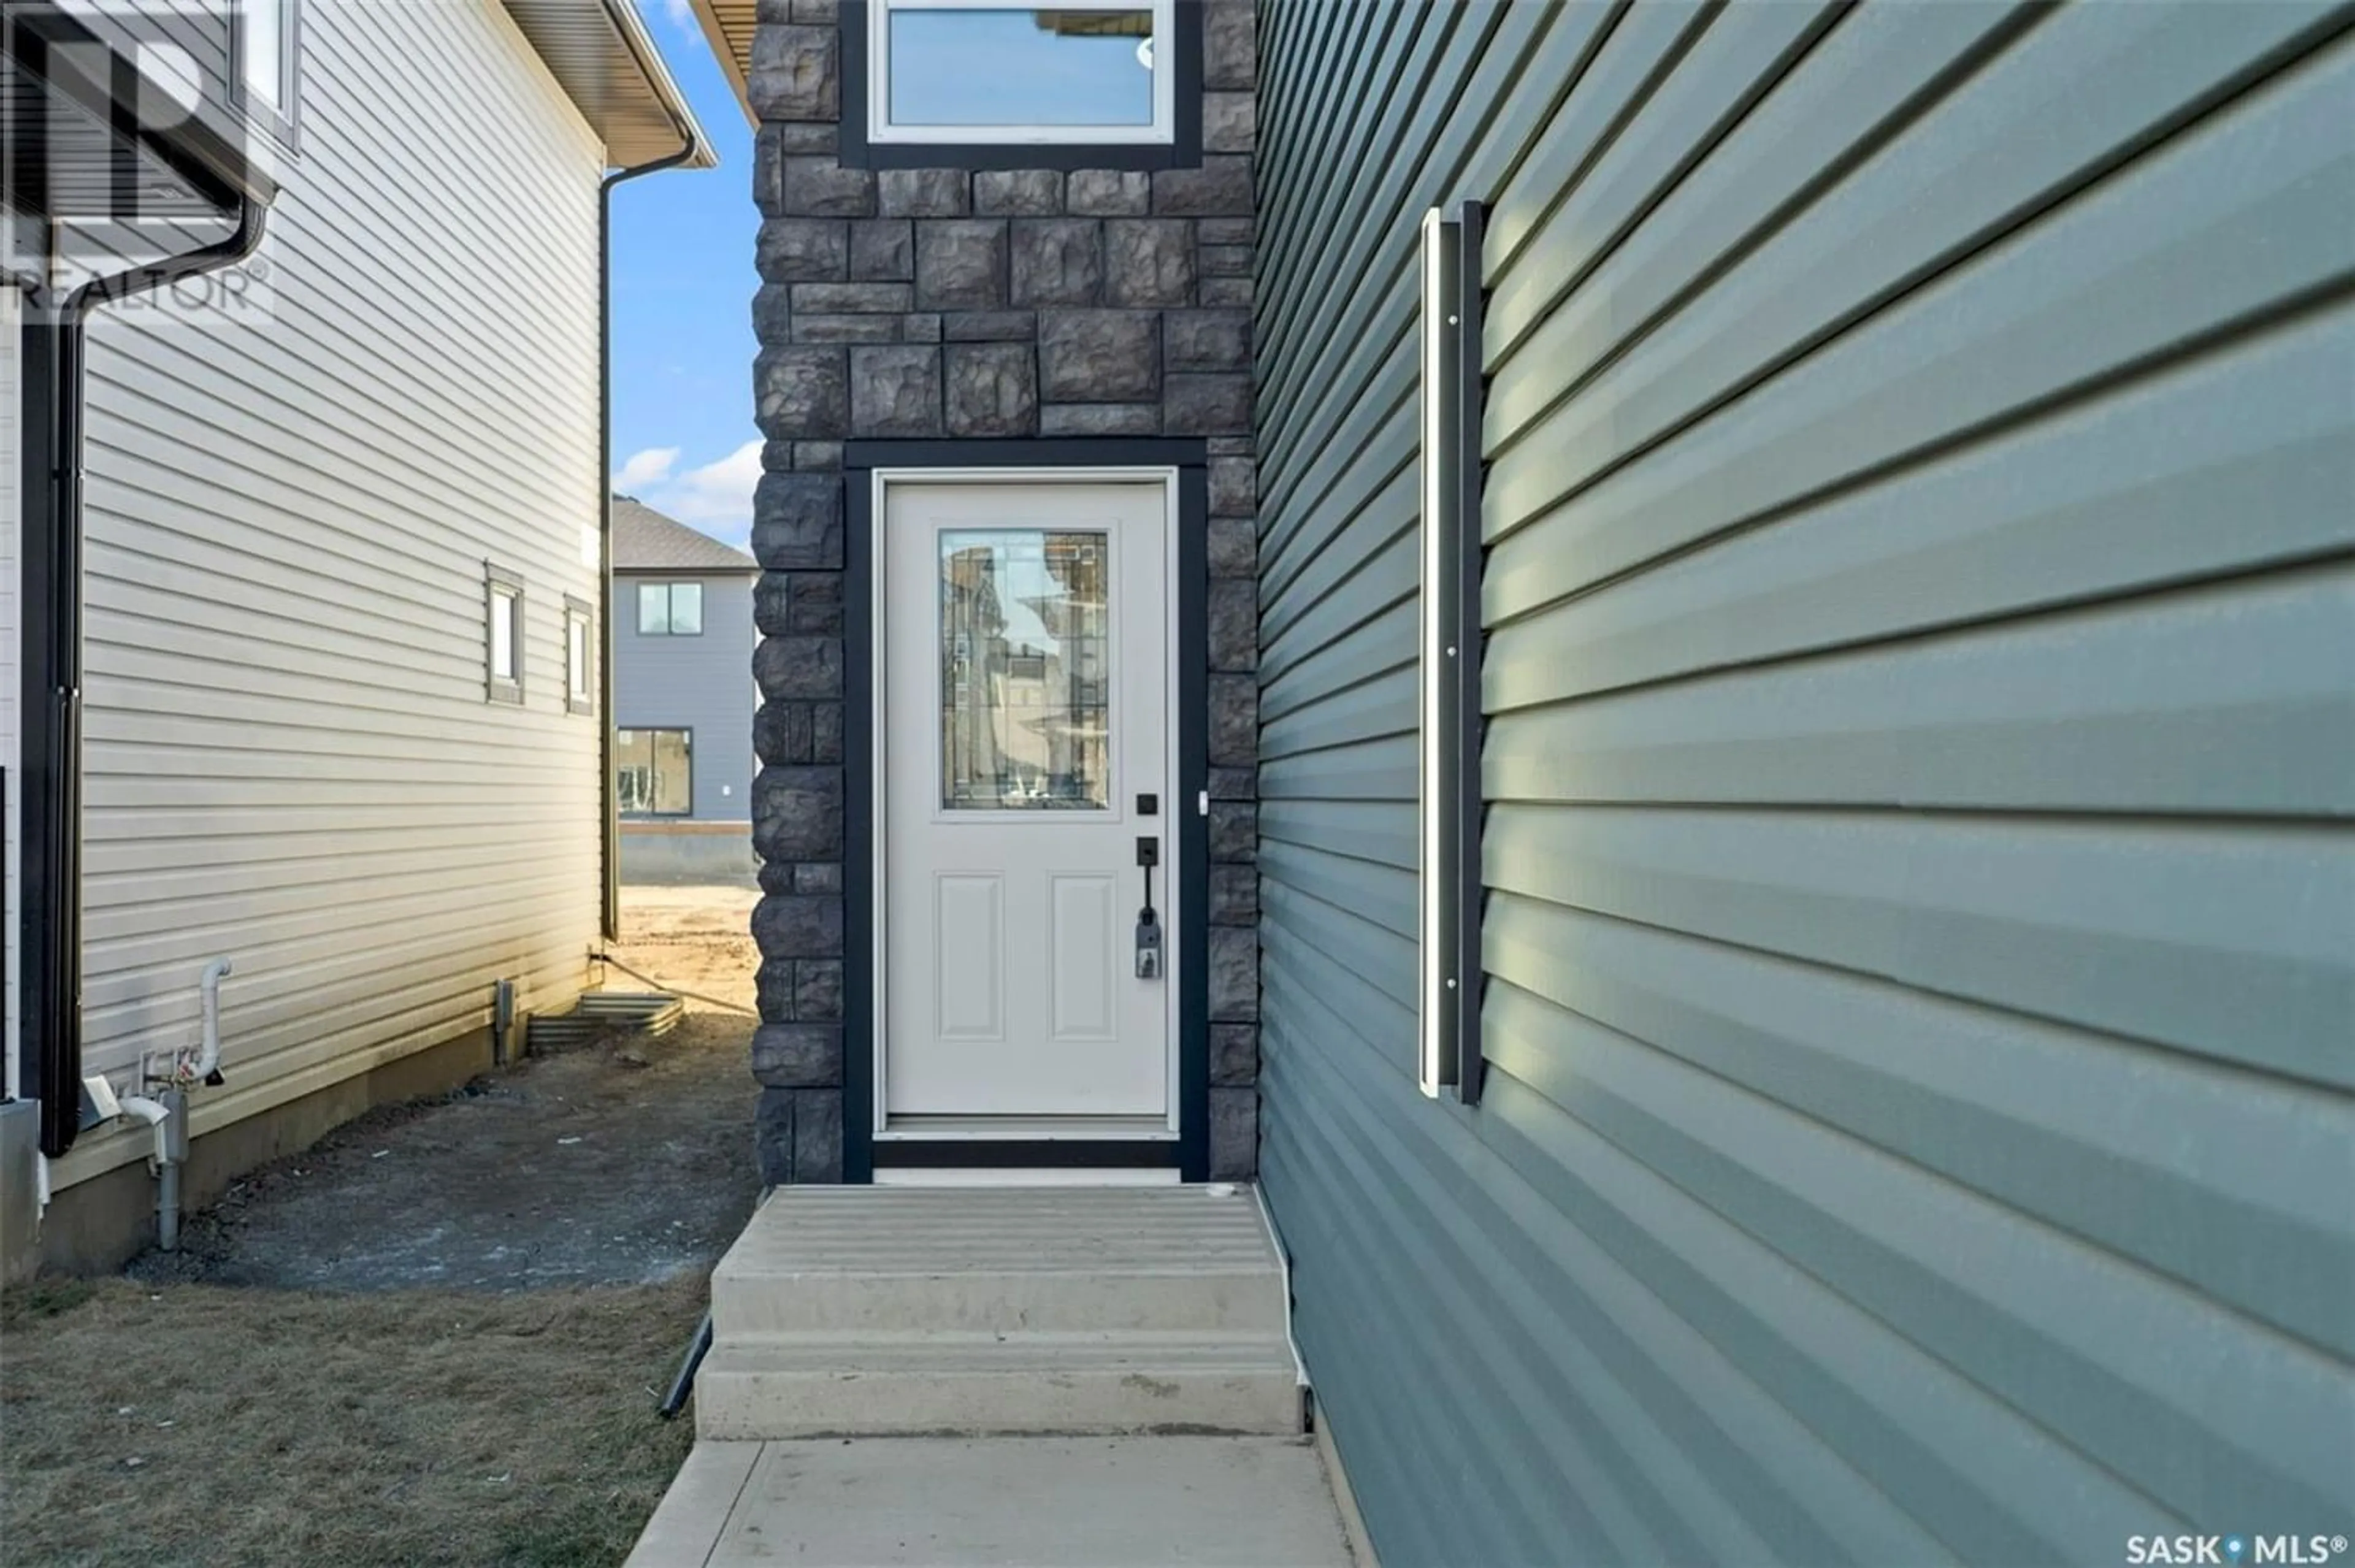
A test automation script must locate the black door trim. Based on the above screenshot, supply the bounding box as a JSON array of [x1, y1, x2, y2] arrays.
[[843, 438, 1212, 1184]]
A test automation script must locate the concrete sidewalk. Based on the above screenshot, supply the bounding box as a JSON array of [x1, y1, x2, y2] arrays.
[[626, 1434, 1358, 1567]]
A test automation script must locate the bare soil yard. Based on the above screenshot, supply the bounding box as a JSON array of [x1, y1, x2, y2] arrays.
[[1, 885, 761, 1567]]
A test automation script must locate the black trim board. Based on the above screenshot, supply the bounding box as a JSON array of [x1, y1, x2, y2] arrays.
[[841, 438, 1212, 1185], [836, 1, 1203, 172], [875, 1139, 1176, 1171], [1174, 460, 1210, 1180]]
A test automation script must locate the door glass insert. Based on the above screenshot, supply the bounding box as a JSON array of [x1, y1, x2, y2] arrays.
[[940, 529, 1111, 811]]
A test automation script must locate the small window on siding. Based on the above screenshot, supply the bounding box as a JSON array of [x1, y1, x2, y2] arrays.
[[239, 0, 301, 140], [486, 565, 524, 705], [637, 581, 704, 637], [565, 597, 595, 716], [617, 729, 693, 817]]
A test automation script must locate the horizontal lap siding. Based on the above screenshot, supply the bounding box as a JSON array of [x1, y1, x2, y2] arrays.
[[1256, 2, 2355, 1564], [59, 0, 606, 1185]]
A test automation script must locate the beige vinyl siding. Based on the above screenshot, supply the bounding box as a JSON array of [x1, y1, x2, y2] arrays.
[[2, 282, 18, 1098], [54, 0, 607, 1187]]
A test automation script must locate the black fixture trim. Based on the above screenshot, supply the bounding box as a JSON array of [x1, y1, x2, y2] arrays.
[[841, 438, 1211, 1184], [1451, 201, 1489, 1105], [873, 1139, 1178, 1170]]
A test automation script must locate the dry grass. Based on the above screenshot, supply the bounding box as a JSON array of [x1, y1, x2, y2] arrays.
[[0, 1275, 703, 1567], [0, 884, 759, 1565]]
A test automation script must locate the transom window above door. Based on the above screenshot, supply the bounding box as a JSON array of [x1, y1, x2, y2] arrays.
[[637, 581, 703, 636], [939, 529, 1111, 811], [868, 0, 1176, 145]]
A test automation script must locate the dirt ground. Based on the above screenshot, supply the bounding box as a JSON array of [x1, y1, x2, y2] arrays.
[[0, 885, 762, 1567]]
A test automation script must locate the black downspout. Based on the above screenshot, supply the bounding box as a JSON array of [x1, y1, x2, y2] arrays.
[[591, 0, 706, 946], [21, 198, 267, 1158], [593, 0, 702, 941], [597, 143, 700, 944]]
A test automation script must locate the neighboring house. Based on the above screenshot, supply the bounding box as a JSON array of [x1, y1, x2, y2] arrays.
[[2, 0, 710, 1274], [697, 0, 2353, 1562], [612, 495, 759, 881]]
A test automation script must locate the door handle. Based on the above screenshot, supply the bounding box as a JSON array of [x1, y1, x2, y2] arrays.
[[1135, 836, 1162, 979]]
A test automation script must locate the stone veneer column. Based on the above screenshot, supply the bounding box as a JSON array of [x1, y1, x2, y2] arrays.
[[746, 0, 1261, 1182]]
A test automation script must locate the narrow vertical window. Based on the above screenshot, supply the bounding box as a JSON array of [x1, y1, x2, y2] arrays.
[[485, 565, 524, 705], [1419, 202, 1488, 1104], [240, 0, 300, 137], [565, 597, 595, 716]]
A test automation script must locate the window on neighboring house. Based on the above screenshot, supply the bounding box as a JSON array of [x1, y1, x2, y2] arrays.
[[565, 597, 595, 715], [485, 565, 524, 705], [617, 729, 693, 817], [239, 0, 300, 139], [637, 581, 704, 637], [848, 0, 1192, 164]]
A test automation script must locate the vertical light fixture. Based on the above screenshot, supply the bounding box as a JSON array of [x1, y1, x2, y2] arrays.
[[1452, 202, 1488, 1106], [1418, 207, 1461, 1100]]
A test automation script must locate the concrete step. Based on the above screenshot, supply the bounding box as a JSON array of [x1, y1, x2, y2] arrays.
[[694, 1334, 1304, 1440], [710, 1185, 1290, 1339]]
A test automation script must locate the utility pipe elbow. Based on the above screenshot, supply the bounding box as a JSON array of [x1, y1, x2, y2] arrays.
[[196, 957, 234, 1083], [115, 1094, 172, 1165]]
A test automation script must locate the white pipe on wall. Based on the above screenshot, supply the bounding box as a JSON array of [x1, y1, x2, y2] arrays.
[[195, 958, 233, 1083], [115, 1093, 178, 1250]]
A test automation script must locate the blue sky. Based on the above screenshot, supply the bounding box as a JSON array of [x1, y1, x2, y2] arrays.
[[609, 0, 764, 548]]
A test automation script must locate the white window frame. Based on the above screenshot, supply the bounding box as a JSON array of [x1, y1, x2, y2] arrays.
[[238, 0, 300, 139], [485, 564, 524, 705], [564, 596, 595, 716], [868, 0, 1178, 147]]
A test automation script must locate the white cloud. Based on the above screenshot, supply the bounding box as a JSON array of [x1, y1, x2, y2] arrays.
[[613, 446, 680, 491], [640, 0, 695, 35], [639, 439, 762, 549]]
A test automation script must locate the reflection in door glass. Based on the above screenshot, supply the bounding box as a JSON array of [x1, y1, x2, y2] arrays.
[[940, 530, 1110, 810]]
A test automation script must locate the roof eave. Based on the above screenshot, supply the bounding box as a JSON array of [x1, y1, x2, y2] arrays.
[[689, 0, 757, 127], [502, 0, 720, 171]]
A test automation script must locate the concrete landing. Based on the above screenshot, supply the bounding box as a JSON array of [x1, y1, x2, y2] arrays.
[[624, 1436, 1358, 1568]]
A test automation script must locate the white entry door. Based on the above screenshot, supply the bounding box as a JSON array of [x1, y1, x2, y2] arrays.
[[882, 477, 1172, 1120]]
